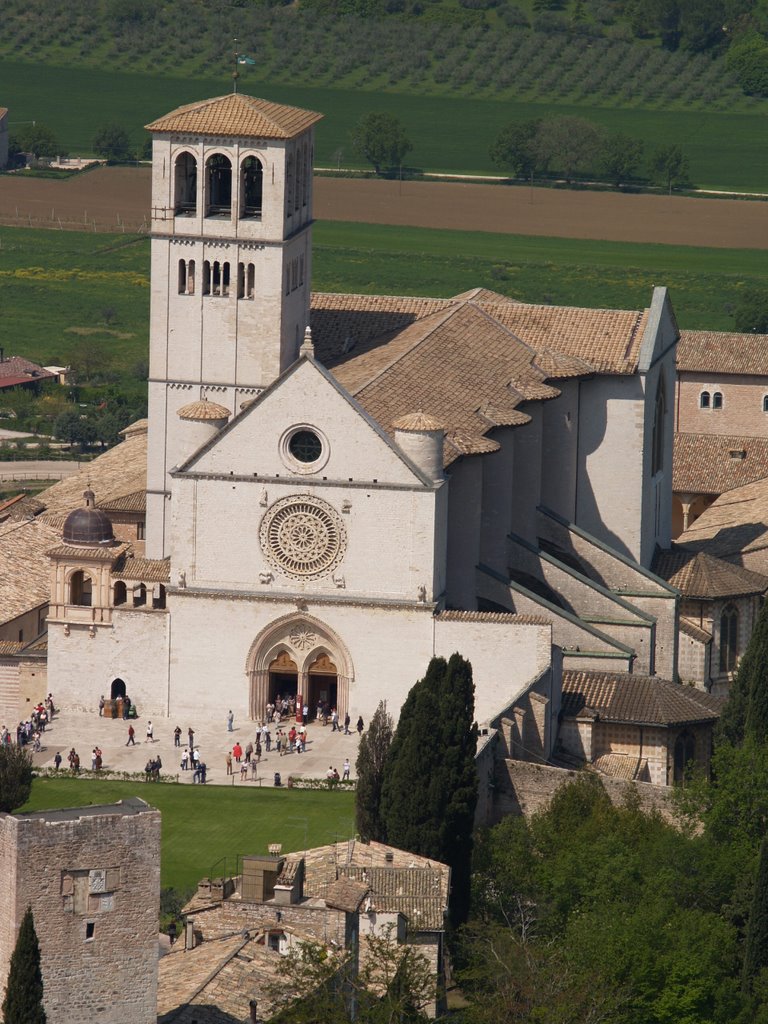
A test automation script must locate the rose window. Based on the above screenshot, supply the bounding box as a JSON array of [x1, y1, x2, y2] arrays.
[[260, 495, 346, 579]]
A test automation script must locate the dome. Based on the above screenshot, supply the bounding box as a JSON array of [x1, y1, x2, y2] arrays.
[[62, 490, 115, 547], [392, 411, 444, 432], [177, 398, 230, 422]]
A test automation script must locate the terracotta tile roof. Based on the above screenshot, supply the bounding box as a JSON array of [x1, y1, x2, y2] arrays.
[[157, 934, 286, 1024], [294, 839, 450, 930], [146, 93, 322, 139], [99, 490, 146, 514], [0, 517, 59, 624], [47, 542, 128, 562], [0, 641, 24, 656], [35, 427, 147, 514], [0, 493, 45, 522], [111, 556, 170, 582], [679, 617, 712, 644], [653, 546, 768, 598], [323, 877, 369, 913], [593, 752, 648, 781], [673, 433, 768, 495], [678, 330, 768, 375], [332, 302, 560, 467], [678, 475, 768, 575], [435, 610, 550, 624], [0, 356, 55, 382], [561, 669, 724, 726]]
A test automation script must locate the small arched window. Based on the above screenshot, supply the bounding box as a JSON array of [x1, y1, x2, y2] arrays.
[[700, 391, 710, 409], [174, 152, 197, 215], [712, 391, 723, 410], [719, 603, 738, 672], [113, 581, 127, 606], [241, 156, 263, 219], [205, 154, 232, 217], [69, 570, 93, 607], [762, 395, 768, 413], [134, 584, 147, 608]]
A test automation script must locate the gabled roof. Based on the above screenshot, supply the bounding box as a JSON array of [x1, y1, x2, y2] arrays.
[[0, 517, 60, 624], [678, 475, 768, 575], [146, 93, 322, 139], [0, 355, 56, 382], [653, 546, 768, 599], [111, 556, 170, 583], [36, 429, 147, 514], [673, 433, 768, 495], [679, 617, 712, 644], [562, 669, 724, 727], [678, 330, 768, 375]]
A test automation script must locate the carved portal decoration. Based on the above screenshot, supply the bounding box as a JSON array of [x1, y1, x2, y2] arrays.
[[289, 626, 316, 651], [260, 494, 346, 580]]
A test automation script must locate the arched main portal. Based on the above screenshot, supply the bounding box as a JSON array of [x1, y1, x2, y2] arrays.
[[110, 678, 126, 700], [246, 614, 353, 722]]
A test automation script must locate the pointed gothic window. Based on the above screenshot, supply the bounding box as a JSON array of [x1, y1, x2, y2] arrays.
[[719, 603, 738, 672]]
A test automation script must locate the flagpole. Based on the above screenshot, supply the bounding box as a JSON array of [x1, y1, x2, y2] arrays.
[[233, 37, 239, 94]]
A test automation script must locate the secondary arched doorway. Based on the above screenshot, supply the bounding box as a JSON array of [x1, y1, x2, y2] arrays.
[[246, 613, 353, 722], [110, 678, 126, 700]]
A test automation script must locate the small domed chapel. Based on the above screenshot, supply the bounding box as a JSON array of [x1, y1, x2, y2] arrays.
[[20, 91, 713, 779]]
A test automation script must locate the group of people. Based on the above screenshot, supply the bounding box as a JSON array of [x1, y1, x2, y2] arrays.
[[326, 759, 351, 783], [144, 755, 162, 780]]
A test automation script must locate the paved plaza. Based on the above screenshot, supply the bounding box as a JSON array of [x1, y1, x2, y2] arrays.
[[25, 707, 362, 787]]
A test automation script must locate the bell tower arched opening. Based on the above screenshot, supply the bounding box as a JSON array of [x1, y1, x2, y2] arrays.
[[241, 156, 263, 219], [205, 154, 232, 217], [174, 152, 197, 215]]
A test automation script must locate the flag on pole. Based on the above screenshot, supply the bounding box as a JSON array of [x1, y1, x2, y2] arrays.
[[238, 55, 256, 65]]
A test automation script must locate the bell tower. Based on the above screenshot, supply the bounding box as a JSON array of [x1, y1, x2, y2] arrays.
[[143, 94, 323, 557]]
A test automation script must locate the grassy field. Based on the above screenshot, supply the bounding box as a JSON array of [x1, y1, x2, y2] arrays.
[[1, 60, 767, 191], [20, 777, 356, 892], [0, 221, 763, 370]]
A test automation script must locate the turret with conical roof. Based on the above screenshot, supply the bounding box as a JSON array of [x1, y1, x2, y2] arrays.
[[144, 92, 323, 557]]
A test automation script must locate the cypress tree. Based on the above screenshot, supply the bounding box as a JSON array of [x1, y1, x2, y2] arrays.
[[744, 836, 768, 994], [0, 744, 33, 813], [2, 906, 46, 1024], [379, 653, 479, 924], [355, 700, 394, 843], [720, 600, 768, 746]]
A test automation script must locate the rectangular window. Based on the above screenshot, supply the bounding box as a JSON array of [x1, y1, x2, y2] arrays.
[[247, 263, 255, 299], [178, 259, 186, 294], [85, 922, 95, 940], [222, 262, 230, 297], [237, 262, 245, 300], [136, 522, 145, 541], [202, 261, 211, 296]]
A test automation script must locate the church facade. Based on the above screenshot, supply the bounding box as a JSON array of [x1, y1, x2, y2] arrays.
[[44, 93, 682, 760]]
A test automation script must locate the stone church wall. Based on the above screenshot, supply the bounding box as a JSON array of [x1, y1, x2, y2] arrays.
[[0, 801, 160, 1024], [677, 372, 768, 437]]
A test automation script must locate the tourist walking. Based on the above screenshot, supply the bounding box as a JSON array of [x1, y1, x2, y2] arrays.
[[357, 716, 364, 735], [146, 720, 154, 743], [53, 751, 62, 771], [342, 758, 350, 781], [226, 751, 233, 775], [227, 710, 234, 732], [174, 726, 182, 747], [126, 724, 136, 746], [344, 712, 351, 735]]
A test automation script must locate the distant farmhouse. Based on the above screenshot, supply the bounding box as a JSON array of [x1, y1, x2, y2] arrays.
[[0, 351, 57, 393]]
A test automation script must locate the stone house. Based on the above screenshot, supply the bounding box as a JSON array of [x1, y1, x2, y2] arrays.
[[652, 546, 767, 694], [161, 839, 450, 1020], [0, 797, 160, 1024], [558, 668, 723, 785]]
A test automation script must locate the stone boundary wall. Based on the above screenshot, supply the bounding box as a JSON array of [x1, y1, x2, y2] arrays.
[[487, 759, 676, 824]]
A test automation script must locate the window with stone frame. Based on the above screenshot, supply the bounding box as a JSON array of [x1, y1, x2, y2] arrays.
[[712, 391, 723, 410], [700, 391, 711, 409], [651, 374, 666, 476], [719, 603, 738, 672]]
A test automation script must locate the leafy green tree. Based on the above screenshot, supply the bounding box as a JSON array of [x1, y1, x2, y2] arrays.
[[727, 34, 768, 97], [599, 132, 645, 186], [735, 288, 768, 334], [649, 143, 693, 193], [355, 700, 393, 842], [489, 119, 545, 181], [534, 115, 604, 184], [718, 599, 768, 746], [379, 653, 478, 924], [0, 744, 33, 813], [53, 409, 97, 449], [351, 113, 413, 175], [93, 123, 132, 162], [744, 836, 768, 994], [1, 907, 46, 1024], [10, 123, 61, 160]]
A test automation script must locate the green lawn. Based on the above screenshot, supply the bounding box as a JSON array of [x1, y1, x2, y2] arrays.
[[20, 777, 355, 893], [1, 60, 767, 191], [1, 220, 764, 370]]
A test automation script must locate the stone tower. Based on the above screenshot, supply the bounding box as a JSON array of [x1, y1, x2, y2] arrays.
[[143, 94, 323, 557]]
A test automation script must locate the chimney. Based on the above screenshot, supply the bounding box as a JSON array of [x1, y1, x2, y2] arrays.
[[249, 1000, 259, 1023], [185, 918, 196, 950]]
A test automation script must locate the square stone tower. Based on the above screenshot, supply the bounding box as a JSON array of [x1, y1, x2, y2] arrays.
[[0, 797, 161, 1023], [144, 93, 323, 556]]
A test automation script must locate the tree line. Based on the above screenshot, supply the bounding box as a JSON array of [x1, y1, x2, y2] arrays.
[[490, 114, 693, 192]]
